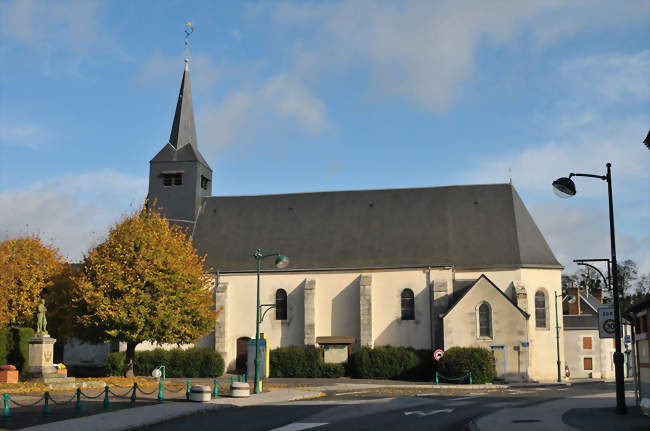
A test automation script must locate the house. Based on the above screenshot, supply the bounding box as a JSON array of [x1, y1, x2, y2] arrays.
[[627, 299, 650, 415]]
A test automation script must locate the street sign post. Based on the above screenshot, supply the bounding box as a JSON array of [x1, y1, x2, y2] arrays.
[[598, 307, 616, 339]]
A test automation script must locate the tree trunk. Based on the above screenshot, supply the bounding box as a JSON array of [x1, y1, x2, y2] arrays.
[[125, 342, 137, 378]]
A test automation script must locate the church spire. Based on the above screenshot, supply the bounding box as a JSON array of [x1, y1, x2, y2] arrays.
[[169, 22, 197, 151]]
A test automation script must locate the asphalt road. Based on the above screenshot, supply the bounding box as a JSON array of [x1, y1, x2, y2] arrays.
[[144, 383, 620, 431]]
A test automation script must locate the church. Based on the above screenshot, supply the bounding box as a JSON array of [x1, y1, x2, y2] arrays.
[[139, 49, 567, 383]]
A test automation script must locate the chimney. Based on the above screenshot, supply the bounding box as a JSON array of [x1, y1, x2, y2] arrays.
[[592, 288, 603, 303], [515, 285, 527, 312], [567, 283, 581, 315]]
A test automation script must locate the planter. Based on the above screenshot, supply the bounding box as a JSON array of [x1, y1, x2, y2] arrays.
[[0, 370, 19, 383], [56, 368, 67, 377]]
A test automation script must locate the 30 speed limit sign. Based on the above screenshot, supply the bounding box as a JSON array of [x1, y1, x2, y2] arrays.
[[598, 307, 616, 339], [434, 349, 444, 361]]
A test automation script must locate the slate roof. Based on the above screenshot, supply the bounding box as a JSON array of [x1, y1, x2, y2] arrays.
[[151, 68, 210, 169], [192, 183, 561, 272]]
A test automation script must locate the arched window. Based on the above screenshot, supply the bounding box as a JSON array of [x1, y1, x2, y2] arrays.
[[535, 290, 546, 328], [275, 289, 287, 320], [401, 289, 415, 320], [478, 302, 492, 337]]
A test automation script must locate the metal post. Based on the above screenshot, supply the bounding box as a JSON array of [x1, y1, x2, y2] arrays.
[[254, 252, 261, 394], [607, 163, 627, 414], [555, 291, 562, 383], [243, 372, 247, 382], [75, 388, 81, 411], [186, 380, 191, 400], [435, 372, 438, 385], [158, 381, 163, 402], [469, 372, 472, 385], [213, 379, 218, 399], [103, 386, 109, 408], [3, 393, 9, 417], [43, 391, 50, 416], [131, 383, 137, 404]]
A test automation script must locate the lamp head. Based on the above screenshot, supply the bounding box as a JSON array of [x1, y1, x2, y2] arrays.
[[274, 254, 289, 269], [565, 294, 577, 304], [552, 177, 576, 198]]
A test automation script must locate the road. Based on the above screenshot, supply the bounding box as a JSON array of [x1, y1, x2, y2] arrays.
[[146, 382, 629, 431]]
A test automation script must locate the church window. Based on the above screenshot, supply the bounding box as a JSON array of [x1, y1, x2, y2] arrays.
[[401, 289, 415, 320], [535, 291, 547, 328], [275, 289, 287, 320], [163, 173, 182, 186], [478, 302, 492, 337], [201, 175, 210, 190]]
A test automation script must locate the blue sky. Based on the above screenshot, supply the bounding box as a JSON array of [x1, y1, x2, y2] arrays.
[[1, 1, 648, 276]]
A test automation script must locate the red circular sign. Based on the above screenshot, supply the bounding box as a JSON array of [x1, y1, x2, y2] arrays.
[[434, 349, 444, 361], [603, 319, 615, 334]]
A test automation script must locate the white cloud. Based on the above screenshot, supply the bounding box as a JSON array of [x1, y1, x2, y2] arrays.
[[0, 122, 47, 149], [0, 169, 146, 261]]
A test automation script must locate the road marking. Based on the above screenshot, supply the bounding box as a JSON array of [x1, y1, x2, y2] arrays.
[[270, 423, 328, 431], [335, 390, 370, 396], [449, 396, 475, 401], [404, 408, 454, 417]]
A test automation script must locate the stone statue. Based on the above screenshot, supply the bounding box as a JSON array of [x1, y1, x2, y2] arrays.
[[36, 299, 48, 334]]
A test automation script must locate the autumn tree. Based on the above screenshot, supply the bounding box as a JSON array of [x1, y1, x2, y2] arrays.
[[71, 204, 217, 377], [0, 236, 64, 327]]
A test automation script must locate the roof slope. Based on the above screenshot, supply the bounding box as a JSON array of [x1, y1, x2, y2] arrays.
[[192, 183, 561, 272], [442, 274, 530, 318]]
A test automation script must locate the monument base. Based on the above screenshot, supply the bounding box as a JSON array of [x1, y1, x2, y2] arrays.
[[23, 333, 74, 383]]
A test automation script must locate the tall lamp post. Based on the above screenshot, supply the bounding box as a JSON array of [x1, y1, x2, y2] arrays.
[[253, 249, 289, 394], [553, 162, 627, 414], [573, 258, 611, 291], [555, 292, 576, 382]]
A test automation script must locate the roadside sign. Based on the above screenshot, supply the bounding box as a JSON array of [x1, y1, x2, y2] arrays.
[[598, 307, 616, 339], [625, 335, 631, 344], [434, 349, 444, 361], [521, 342, 530, 347]]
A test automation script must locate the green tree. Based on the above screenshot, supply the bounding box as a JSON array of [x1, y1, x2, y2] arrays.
[[70, 204, 218, 377]]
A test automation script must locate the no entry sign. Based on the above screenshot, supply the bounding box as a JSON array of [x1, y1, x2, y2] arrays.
[[434, 349, 444, 361], [598, 307, 616, 339]]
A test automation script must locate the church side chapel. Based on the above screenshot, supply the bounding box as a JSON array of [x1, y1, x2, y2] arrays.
[[137, 33, 564, 383]]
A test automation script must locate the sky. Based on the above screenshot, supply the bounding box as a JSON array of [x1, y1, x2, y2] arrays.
[[0, 0, 649, 278]]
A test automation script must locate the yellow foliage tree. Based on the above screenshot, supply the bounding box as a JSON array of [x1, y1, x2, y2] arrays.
[[71, 204, 217, 377], [0, 236, 64, 328]]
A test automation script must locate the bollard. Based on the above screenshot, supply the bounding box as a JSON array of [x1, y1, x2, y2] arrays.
[[435, 372, 439, 385], [158, 381, 163, 402], [43, 391, 50, 416], [230, 376, 234, 386], [75, 388, 81, 411], [186, 380, 191, 401], [131, 382, 137, 404], [103, 386, 109, 408], [469, 372, 472, 385], [3, 393, 9, 418], [243, 373, 247, 382], [238, 375, 241, 382], [212, 379, 218, 399]]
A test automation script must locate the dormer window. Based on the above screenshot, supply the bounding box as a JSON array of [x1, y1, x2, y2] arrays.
[[201, 175, 210, 190], [163, 173, 183, 186]]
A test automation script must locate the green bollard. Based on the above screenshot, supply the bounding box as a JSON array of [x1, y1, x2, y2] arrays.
[[3, 393, 9, 418], [131, 382, 137, 404], [230, 376, 234, 386], [103, 386, 109, 409], [212, 379, 218, 399], [186, 380, 191, 400], [238, 375, 241, 382], [158, 381, 163, 402], [435, 372, 439, 385], [43, 391, 50, 416], [75, 388, 81, 411], [469, 372, 472, 385], [243, 373, 247, 382]]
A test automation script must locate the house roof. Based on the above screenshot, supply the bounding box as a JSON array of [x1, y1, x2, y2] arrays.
[[192, 183, 562, 272], [441, 274, 530, 319], [563, 314, 599, 329]]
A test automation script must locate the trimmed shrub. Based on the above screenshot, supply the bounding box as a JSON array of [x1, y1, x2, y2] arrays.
[[0, 327, 35, 371], [437, 346, 496, 384], [270, 345, 345, 378], [350, 346, 429, 380], [103, 348, 224, 378], [0, 328, 12, 366], [321, 363, 345, 378]]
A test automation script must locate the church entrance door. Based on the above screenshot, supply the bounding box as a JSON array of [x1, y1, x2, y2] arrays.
[[490, 345, 507, 379], [236, 337, 250, 373]]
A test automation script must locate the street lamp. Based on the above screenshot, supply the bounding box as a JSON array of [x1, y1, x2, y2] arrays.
[[553, 162, 627, 414], [253, 249, 289, 394], [555, 292, 576, 382], [573, 258, 611, 291]]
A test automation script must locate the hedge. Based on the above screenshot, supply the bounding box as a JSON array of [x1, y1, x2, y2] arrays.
[[349, 346, 434, 380], [269, 346, 344, 378], [103, 348, 224, 378], [0, 327, 35, 371], [437, 346, 496, 384]]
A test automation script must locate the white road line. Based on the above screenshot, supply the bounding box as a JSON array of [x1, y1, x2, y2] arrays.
[[335, 390, 370, 396], [270, 423, 328, 431], [449, 396, 476, 401]]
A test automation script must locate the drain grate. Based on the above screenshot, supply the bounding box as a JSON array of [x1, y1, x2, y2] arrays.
[[512, 419, 542, 423]]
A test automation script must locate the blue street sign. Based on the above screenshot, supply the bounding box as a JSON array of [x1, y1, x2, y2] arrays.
[[625, 335, 631, 344], [521, 342, 530, 347]]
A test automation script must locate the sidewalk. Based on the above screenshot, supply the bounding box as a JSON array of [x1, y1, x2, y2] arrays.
[[471, 392, 649, 431]]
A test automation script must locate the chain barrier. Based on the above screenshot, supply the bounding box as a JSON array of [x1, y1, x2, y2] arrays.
[[107, 387, 134, 399], [7, 395, 44, 408], [48, 393, 77, 406], [79, 389, 105, 399], [136, 386, 158, 395], [163, 384, 186, 393], [435, 371, 473, 385]]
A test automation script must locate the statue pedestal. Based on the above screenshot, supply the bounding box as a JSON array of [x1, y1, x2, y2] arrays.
[[22, 334, 74, 383]]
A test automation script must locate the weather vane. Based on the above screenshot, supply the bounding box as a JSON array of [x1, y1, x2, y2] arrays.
[[184, 21, 194, 69]]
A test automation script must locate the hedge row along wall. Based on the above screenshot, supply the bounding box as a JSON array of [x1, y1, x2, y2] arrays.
[[104, 348, 224, 378], [269, 346, 345, 378], [0, 327, 35, 371]]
